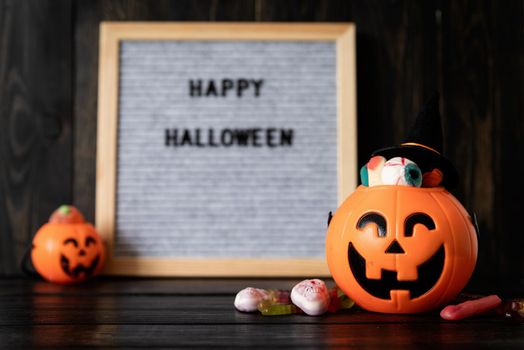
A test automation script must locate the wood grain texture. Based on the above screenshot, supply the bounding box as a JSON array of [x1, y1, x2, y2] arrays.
[[439, 0, 524, 294], [0, 0, 72, 275], [0, 0, 522, 295], [1, 278, 524, 348]]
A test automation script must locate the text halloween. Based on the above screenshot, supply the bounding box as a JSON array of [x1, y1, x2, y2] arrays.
[[165, 128, 293, 148]]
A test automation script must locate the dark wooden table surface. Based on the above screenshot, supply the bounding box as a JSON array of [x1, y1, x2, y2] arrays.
[[1, 277, 523, 348]]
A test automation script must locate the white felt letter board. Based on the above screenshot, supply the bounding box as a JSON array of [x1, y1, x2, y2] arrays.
[[96, 23, 356, 276]]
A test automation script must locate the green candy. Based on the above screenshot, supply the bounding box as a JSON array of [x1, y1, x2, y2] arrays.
[[258, 300, 299, 316], [360, 164, 369, 186]]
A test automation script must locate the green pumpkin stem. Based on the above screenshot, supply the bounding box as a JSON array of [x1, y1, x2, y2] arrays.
[[58, 205, 71, 216]]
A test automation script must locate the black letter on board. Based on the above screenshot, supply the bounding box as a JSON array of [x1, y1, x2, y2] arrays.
[[189, 80, 202, 97], [252, 80, 264, 97], [237, 79, 249, 97], [252, 128, 262, 147], [222, 79, 234, 96], [266, 128, 277, 148], [180, 129, 193, 146], [281, 129, 293, 146], [221, 129, 234, 146], [206, 81, 218, 97], [165, 129, 178, 146], [195, 128, 204, 147]]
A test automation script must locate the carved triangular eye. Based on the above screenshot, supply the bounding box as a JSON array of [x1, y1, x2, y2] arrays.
[[357, 212, 387, 237]]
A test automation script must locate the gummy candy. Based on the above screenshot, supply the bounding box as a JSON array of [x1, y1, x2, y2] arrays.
[[338, 288, 355, 310], [440, 294, 501, 320], [257, 299, 299, 316], [327, 287, 340, 312], [328, 287, 355, 312]]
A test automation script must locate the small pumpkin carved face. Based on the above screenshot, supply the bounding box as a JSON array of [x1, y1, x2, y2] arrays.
[[32, 206, 105, 284], [326, 185, 477, 314]]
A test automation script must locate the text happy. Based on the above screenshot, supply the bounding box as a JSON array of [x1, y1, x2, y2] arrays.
[[189, 79, 264, 97]]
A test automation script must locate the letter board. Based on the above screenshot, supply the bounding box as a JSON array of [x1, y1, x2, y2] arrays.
[[96, 23, 357, 276]]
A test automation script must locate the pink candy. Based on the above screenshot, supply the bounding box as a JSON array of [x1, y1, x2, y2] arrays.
[[234, 280, 355, 316], [234, 287, 270, 312], [290, 279, 330, 316]]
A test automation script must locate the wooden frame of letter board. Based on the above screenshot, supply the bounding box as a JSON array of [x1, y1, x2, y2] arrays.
[[96, 22, 357, 276]]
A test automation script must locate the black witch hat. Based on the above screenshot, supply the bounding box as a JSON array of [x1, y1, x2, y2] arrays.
[[372, 93, 458, 189]]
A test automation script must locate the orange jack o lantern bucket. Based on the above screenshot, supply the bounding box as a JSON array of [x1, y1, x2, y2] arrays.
[[31, 205, 106, 284], [326, 185, 478, 313], [326, 93, 479, 313]]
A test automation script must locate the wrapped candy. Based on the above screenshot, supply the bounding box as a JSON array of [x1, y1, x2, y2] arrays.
[[381, 157, 422, 187]]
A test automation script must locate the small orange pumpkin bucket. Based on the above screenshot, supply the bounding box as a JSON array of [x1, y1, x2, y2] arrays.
[[31, 205, 105, 284]]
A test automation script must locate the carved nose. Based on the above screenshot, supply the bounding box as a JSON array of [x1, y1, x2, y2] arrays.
[[78, 249, 86, 256], [385, 240, 405, 254]]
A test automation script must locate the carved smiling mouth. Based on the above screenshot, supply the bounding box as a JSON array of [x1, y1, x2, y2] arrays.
[[348, 243, 445, 300], [60, 254, 100, 279]]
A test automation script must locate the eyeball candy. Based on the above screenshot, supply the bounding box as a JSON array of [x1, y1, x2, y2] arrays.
[[367, 156, 386, 186], [290, 279, 330, 316], [360, 156, 386, 187], [440, 295, 501, 320], [234, 282, 355, 316], [381, 157, 422, 187], [234, 287, 270, 312]]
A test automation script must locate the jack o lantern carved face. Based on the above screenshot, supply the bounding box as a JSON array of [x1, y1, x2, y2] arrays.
[[32, 206, 105, 284], [326, 185, 477, 314], [59, 230, 102, 280]]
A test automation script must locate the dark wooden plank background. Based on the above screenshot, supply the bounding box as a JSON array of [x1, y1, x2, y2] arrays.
[[3, 278, 524, 348], [0, 0, 523, 295]]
